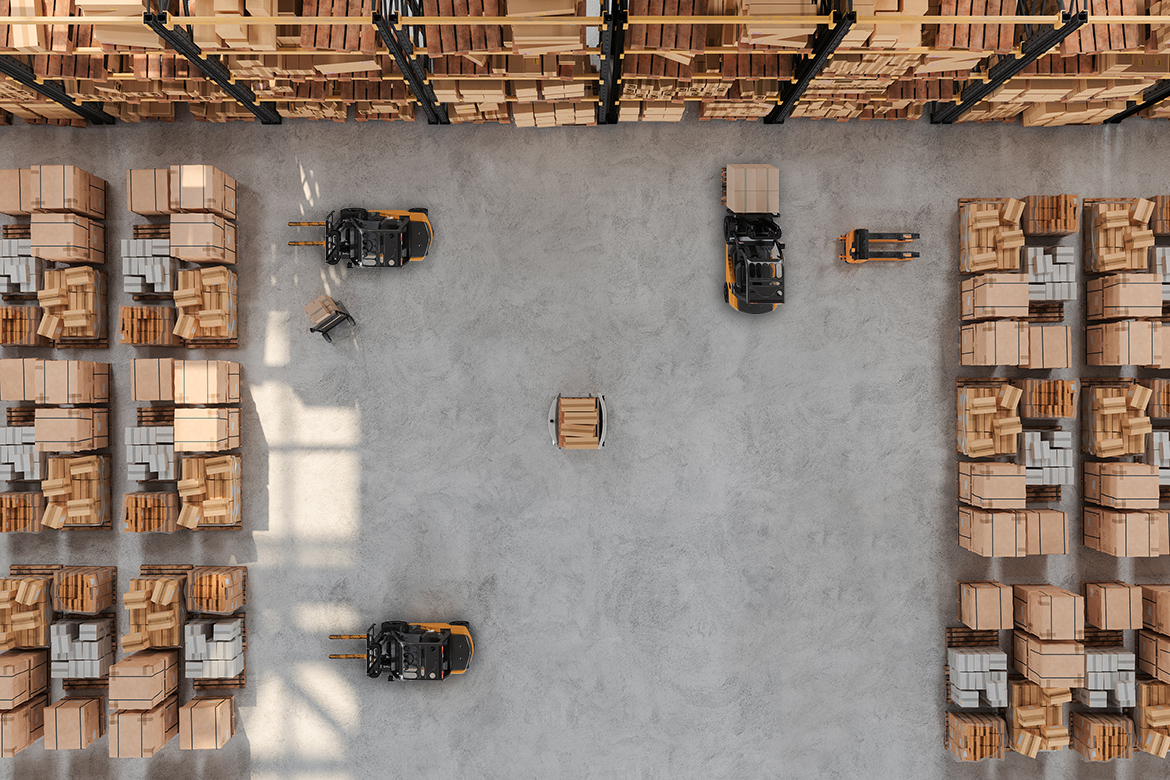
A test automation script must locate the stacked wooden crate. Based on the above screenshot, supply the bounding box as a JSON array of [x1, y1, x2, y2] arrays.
[[178, 456, 242, 529], [945, 711, 1006, 761], [1020, 379, 1077, 419], [121, 577, 185, 653], [1137, 680, 1170, 757], [41, 455, 111, 530], [1007, 680, 1071, 756], [1022, 195, 1080, 236], [0, 492, 44, 532], [956, 382, 1021, 458], [0, 577, 51, 650], [123, 493, 180, 533], [186, 567, 245, 614], [52, 566, 115, 614]]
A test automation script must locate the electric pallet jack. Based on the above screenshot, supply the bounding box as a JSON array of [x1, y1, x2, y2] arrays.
[[329, 620, 473, 681], [289, 207, 433, 268], [838, 229, 919, 264], [724, 213, 785, 314]]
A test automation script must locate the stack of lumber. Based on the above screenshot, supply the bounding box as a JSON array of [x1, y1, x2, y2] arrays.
[[0, 308, 47, 346], [173, 267, 238, 341], [508, 0, 586, 56], [51, 566, 115, 614], [1152, 195, 1170, 236], [1148, 379, 1170, 418], [448, 103, 511, 123], [420, 0, 506, 61], [186, 567, 245, 614], [40, 455, 110, 530], [1020, 379, 1077, 419], [956, 382, 1021, 458], [697, 100, 772, 120], [1072, 712, 1134, 761], [0, 493, 44, 533], [36, 266, 106, 343], [621, 79, 730, 101], [556, 397, 600, 449], [120, 306, 181, 346], [300, 0, 377, 55], [122, 492, 179, 533], [1084, 199, 1155, 273], [1136, 680, 1170, 757], [803, 54, 922, 104], [1007, 681, 1070, 756], [945, 711, 1005, 761], [1022, 195, 1079, 236], [511, 102, 596, 126], [121, 578, 185, 652], [1061, 0, 1145, 56], [0, 577, 51, 649], [929, 0, 1015, 53], [627, 0, 710, 66], [178, 456, 242, 529], [958, 198, 1024, 273], [737, 0, 818, 49]]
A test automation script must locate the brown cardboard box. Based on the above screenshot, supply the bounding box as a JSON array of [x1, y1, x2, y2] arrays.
[[1140, 631, 1170, 684], [30, 213, 106, 264], [1022, 325, 1071, 369], [1087, 274, 1163, 320], [1085, 582, 1143, 630], [174, 409, 241, 452], [170, 214, 238, 264], [109, 696, 178, 758], [33, 408, 109, 452], [960, 321, 1029, 366], [1083, 507, 1169, 556], [946, 711, 1006, 761], [1143, 585, 1170, 634], [37, 360, 110, 405], [44, 698, 104, 750], [1086, 320, 1162, 366], [0, 695, 45, 757], [168, 165, 237, 219], [723, 164, 779, 215], [959, 581, 1013, 630], [0, 169, 33, 216], [1014, 631, 1085, 687], [0, 358, 39, 402], [1021, 509, 1068, 555], [957, 461, 1026, 509], [1084, 462, 1160, 509], [1014, 584, 1085, 640], [1072, 712, 1134, 761], [958, 507, 1025, 557], [108, 651, 179, 710], [0, 651, 47, 710], [132, 358, 176, 402], [173, 360, 241, 405], [960, 273, 1030, 320], [51, 566, 116, 614], [303, 295, 339, 326], [29, 165, 105, 219], [126, 169, 172, 216], [179, 697, 234, 750]]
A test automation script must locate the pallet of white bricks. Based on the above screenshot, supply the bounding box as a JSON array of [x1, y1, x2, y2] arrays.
[[119, 165, 239, 348], [944, 580, 1167, 761], [124, 358, 242, 532], [957, 197, 1074, 370], [0, 166, 108, 347], [0, 358, 110, 532]]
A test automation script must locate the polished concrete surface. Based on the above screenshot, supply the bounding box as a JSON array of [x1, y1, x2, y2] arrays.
[[0, 114, 1168, 779]]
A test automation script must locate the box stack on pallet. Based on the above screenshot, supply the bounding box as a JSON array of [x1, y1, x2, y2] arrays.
[[48, 566, 116, 685], [0, 166, 108, 347], [0, 646, 48, 756], [0, 575, 52, 652], [184, 566, 247, 686], [0, 359, 111, 534]]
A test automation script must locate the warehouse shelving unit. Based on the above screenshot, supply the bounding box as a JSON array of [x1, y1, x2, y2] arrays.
[[3, 0, 1170, 126]]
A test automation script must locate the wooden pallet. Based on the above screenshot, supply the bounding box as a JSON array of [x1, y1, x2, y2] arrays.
[[947, 626, 1000, 648], [139, 564, 193, 578], [55, 337, 109, 349], [9, 564, 62, 576], [0, 292, 38, 303], [182, 337, 239, 349], [193, 612, 246, 690], [1083, 629, 1125, 648], [1, 224, 30, 240], [137, 407, 175, 427], [1028, 301, 1063, 323], [132, 224, 169, 240], [1026, 485, 1061, 503], [956, 377, 1009, 390], [131, 292, 176, 302], [6, 407, 35, 427]]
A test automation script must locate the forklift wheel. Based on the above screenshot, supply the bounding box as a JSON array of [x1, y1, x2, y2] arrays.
[[408, 207, 429, 215]]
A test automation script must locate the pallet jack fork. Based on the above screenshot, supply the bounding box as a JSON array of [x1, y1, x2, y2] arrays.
[[839, 229, 919, 264]]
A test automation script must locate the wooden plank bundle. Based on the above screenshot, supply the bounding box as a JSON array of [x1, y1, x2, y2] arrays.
[[945, 711, 1005, 761], [186, 566, 245, 614], [627, 0, 709, 63], [1082, 384, 1152, 458], [737, 0, 818, 49], [122, 492, 179, 533], [178, 456, 242, 529], [1147, 378, 1170, 418], [119, 306, 181, 346], [1152, 195, 1170, 236], [1061, 0, 1144, 56], [41, 455, 110, 530], [958, 198, 1024, 273], [51, 566, 115, 614], [0, 577, 51, 649], [1022, 195, 1080, 236], [508, 0, 586, 56], [0, 307, 45, 346], [121, 577, 185, 650], [1020, 379, 1078, 419], [511, 101, 596, 127], [1072, 712, 1134, 761], [36, 266, 106, 344], [173, 267, 238, 342], [1084, 199, 1155, 272], [0, 493, 44, 533], [556, 396, 599, 449], [420, 0, 505, 59]]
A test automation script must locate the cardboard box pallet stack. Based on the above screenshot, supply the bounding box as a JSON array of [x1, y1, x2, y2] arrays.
[[108, 652, 179, 758], [1084, 461, 1164, 556], [178, 456, 243, 529], [41, 455, 111, 530], [1082, 383, 1152, 458], [955, 382, 1020, 457], [121, 577, 185, 653], [1007, 681, 1070, 756], [945, 711, 1005, 761], [1137, 680, 1170, 757], [959, 198, 1024, 273], [0, 649, 47, 756], [0, 577, 51, 651], [556, 396, 600, 449]]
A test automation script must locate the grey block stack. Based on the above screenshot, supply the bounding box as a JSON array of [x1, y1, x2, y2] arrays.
[[50, 621, 114, 679], [0, 426, 44, 481], [948, 646, 1008, 708], [1152, 247, 1170, 301], [125, 426, 176, 481], [1076, 647, 1136, 708], [0, 238, 42, 294], [1151, 431, 1170, 486], [1023, 430, 1074, 486], [1026, 246, 1076, 302], [121, 238, 178, 294], [185, 618, 244, 679]]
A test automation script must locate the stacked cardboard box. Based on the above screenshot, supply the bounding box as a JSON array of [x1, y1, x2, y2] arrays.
[[955, 383, 1020, 457], [1021, 431, 1073, 487], [957, 461, 1026, 509], [948, 647, 1007, 707], [1145, 584, 1170, 634], [1141, 630, 1170, 684], [959, 321, 1029, 366], [1084, 461, 1160, 509], [131, 358, 175, 402], [170, 215, 238, 265], [173, 267, 238, 341], [52, 566, 115, 614], [187, 567, 245, 614], [1025, 246, 1075, 302], [174, 409, 241, 452], [121, 238, 177, 294], [29, 214, 105, 265], [0, 650, 47, 711], [960, 274, 1029, 320], [125, 426, 176, 481], [0, 493, 44, 533], [174, 360, 242, 405], [722, 165, 780, 215], [28, 165, 106, 219], [958, 581, 1013, 630], [1022, 195, 1080, 236], [958, 508, 1068, 557], [959, 199, 1025, 273], [304, 295, 342, 328], [1072, 713, 1134, 761], [122, 492, 180, 533], [0, 358, 110, 404], [1087, 273, 1162, 320], [1151, 247, 1170, 301], [1083, 507, 1170, 557], [1085, 199, 1155, 272], [0, 307, 47, 346], [1021, 379, 1077, 419], [179, 457, 242, 529], [1008, 681, 1070, 756], [945, 711, 1005, 761], [167, 165, 238, 219], [0, 426, 43, 482], [120, 306, 181, 346], [1085, 581, 1143, 630], [126, 169, 171, 217], [44, 698, 104, 750], [1148, 431, 1170, 488], [184, 618, 244, 679], [108, 651, 179, 757], [0, 237, 42, 294], [35, 266, 106, 343], [41, 455, 111, 530], [1137, 680, 1170, 757], [1014, 631, 1086, 688], [0, 694, 46, 756], [1077, 647, 1136, 708], [0, 578, 51, 649], [33, 408, 109, 452], [1014, 585, 1085, 640], [179, 697, 234, 750], [121, 579, 184, 650], [1022, 325, 1071, 369], [1086, 320, 1163, 366], [49, 621, 113, 679], [1082, 384, 1152, 457]]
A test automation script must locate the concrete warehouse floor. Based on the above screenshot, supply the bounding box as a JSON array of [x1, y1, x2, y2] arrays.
[[0, 115, 1169, 780]]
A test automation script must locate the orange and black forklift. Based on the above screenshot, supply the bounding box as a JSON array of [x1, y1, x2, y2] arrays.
[[724, 212, 784, 314], [329, 620, 473, 681], [289, 208, 433, 268], [838, 229, 919, 264]]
